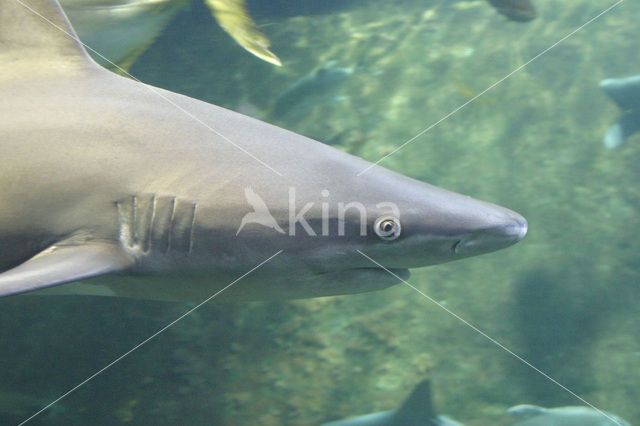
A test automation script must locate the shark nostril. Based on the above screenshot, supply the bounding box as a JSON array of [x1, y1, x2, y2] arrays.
[[453, 234, 483, 255]]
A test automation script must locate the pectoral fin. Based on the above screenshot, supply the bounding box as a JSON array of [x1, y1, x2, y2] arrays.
[[0, 242, 134, 298]]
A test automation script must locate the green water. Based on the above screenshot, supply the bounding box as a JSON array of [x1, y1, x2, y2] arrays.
[[2, 0, 639, 424]]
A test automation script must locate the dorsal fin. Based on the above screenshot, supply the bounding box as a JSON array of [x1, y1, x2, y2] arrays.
[[0, 0, 97, 79], [392, 379, 438, 425]]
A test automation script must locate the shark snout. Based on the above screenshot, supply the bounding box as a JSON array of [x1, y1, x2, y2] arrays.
[[453, 211, 528, 255]]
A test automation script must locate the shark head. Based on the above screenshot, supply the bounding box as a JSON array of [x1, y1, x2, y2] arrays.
[[0, 0, 526, 302], [202, 134, 527, 300]]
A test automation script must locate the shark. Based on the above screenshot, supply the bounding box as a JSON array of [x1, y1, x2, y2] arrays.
[[508, 404, 630, 426], [322, 395, 631, 426], [0, 0, 527, 302], [322, 379, 465, 426]]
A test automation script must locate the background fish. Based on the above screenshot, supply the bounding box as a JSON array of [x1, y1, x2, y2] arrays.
[[61, 0, 281, 67], [485, 0, 537, 22], [508, 404, 630, 425], [600, 76, 640, 148], [265, 60, 354, 122]]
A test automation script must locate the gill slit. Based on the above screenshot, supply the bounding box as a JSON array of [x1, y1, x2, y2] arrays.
[[188, 203, 197, 254], [166, 197, 177, 254], [146, 195, 157, 254]]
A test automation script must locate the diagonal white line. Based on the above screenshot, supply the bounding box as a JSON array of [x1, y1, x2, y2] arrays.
[[356, 250, 624, 426], [357, 0, 626, 176], [14, 0, 283, 177], [18, 250, 283, 425]]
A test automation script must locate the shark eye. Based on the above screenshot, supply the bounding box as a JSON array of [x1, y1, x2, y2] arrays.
[[374, 216, 401, 241]]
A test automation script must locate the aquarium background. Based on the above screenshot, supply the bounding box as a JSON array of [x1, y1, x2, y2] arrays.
[[1, 0, 639, 424]]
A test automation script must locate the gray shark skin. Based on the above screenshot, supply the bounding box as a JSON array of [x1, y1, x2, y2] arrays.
[[600, 75, 640, 149], [508, 404, 630, 426], [0, 0, 527, 302]]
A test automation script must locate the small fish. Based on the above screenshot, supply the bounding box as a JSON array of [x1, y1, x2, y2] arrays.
[[266, 60, 354, 122], [486, 0, 537, 22]]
